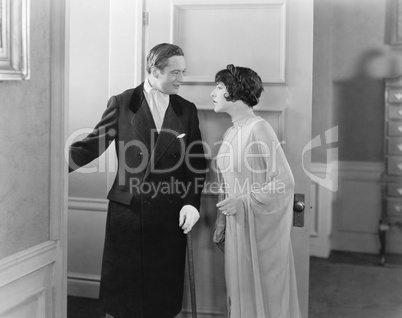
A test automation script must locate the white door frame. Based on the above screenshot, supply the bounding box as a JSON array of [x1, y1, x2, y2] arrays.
[[50, 0, 68, 317]]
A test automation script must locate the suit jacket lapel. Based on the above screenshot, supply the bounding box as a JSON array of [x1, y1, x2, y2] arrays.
[[144, 99, 184, 180], [153, 103, 183, 164], [130, 84, 157, 152]]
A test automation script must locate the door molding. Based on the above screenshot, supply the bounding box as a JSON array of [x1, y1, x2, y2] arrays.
[[0, 241, 57, 317], [50, 0, 68, 317], [310, 163, 334, 257], [170, 0, 287, 84]]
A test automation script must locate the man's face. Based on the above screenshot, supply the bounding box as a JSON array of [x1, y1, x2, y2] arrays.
[[153, 55, 186, 95]]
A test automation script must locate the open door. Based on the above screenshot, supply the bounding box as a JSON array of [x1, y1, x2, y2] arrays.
[[144, 0, 313, 317]]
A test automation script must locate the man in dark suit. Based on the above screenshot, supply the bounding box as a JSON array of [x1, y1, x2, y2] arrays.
[[69, 43, 206, 318]]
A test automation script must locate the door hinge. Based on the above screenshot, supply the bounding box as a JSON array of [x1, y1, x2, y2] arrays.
[[143, 12, 149, 27]]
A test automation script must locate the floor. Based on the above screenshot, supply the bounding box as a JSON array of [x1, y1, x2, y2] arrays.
[[309, 252, 402, 318], [68, 252, 402, 318]]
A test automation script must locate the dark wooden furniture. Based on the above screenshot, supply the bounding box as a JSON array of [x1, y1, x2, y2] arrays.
[[380, 76, 402, 265]]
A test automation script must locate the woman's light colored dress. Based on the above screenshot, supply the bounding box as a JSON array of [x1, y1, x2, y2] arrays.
[[215, 114, 301, 318]]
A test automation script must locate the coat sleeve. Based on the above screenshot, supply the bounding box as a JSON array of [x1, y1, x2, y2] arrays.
[[69, 96, 118, 172], [182, 104, 207, 210]]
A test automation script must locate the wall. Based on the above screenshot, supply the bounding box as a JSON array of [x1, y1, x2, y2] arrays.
[[0, 1, 66, 317], [313, 0, 402, 254], [332, 0, 402, 163], [0, 0, 51, 258], [314, 0, 402, 164], [312, 0, 334, 164], [313, 0, 402, 164]]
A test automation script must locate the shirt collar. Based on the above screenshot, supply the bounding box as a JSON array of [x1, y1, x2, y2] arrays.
[[144, 78, 168, 96], [144, 78, 153, 94], [143, 78, 170, 107]]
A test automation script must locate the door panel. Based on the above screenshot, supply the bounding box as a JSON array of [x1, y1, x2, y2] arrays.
[[0, 242, 57, 317], [170, 2, 286, 83], [145, 0, 313, 317]]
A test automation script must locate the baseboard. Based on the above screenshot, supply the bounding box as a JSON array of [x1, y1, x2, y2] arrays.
[[67, 272, 100, 299], [180, 307, 225, 317], [67, 274, 226, 317], [310, 237, 331, 258]]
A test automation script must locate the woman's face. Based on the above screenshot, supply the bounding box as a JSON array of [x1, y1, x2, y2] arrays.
[[211, 82, 231, 113]]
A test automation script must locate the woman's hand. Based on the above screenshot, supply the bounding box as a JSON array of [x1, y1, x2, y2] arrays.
[[216, 197, 237, 216]]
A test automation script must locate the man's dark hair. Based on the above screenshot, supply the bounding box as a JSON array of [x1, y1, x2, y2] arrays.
[[215, 64, 264, 107], [146, 43, 184, 74]]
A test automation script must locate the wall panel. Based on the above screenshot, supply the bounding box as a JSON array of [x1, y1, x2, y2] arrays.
[[171, 0, 286, 83], [332, 161, 402, 254], [0, 241, 56, 317]]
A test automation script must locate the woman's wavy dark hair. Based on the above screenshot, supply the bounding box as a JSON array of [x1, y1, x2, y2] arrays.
[[215, 64, 263, 107]]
